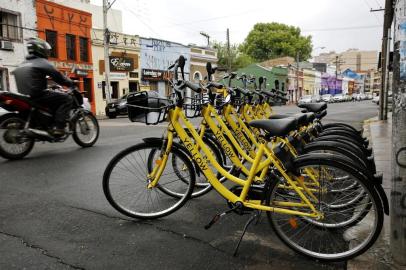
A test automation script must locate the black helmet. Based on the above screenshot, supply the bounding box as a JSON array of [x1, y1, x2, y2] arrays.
[[26, 37, 51, 58]]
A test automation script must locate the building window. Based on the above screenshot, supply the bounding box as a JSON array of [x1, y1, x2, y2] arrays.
[[0, 68, 8, 91], [0, 69, 4, 91], [193, 71, 202, 82], [129, 72, 139, 79], [0, 10, 21, 41], [45, 30, 57, 58], [66, 34, 76, 60], [79, 37, 89, 62]]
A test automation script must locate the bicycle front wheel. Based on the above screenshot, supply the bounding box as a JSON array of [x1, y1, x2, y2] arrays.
[[103, 142, 195, 219]]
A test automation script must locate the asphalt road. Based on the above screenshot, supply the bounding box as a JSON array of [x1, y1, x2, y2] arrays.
[[0, 101, 378, 270]]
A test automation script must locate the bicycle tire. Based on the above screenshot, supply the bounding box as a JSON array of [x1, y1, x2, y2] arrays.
[[266, 153, 384, 262], [103, 142, 195, 219]]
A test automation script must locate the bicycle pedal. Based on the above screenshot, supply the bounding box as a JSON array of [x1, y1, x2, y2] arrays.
[[204, 202, 243, 230]]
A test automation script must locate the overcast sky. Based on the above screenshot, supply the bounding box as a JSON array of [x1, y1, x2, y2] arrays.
[[91, 0, 385, 55]]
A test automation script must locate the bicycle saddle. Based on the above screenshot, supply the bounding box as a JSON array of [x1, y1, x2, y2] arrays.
[[298, 102, 327, 113], [304, 112, 316, 123], [269, 113, 308, 127], [248, 118, 297, 137]]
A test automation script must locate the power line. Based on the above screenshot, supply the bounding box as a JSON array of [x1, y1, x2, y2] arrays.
[[163, 8, 261, 27], [119, 1, 162, 39], [362, 0, 383, 24], [303, 24, 382, 32]]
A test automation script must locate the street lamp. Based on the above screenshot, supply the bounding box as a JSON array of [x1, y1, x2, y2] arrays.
[[200, 31, 210, 47]]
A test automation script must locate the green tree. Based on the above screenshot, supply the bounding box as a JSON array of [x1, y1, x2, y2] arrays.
[[242, 22, 312, 62], [212, 41, 254, 71]]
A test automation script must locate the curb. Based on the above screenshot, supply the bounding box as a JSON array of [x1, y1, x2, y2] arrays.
[[347, 115, 403, 270]]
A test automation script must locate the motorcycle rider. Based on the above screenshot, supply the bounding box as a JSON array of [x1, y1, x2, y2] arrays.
[[12, 37, 75, 136]]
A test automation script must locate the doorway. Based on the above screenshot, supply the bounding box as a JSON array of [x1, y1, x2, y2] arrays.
[[129, 81, 138, 92], [102, 81, 119, 99], [83, 78, 93, 102]]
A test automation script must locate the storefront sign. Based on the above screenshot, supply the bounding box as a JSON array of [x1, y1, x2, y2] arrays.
[[142, 69, 172, 81], [140, 85, 150, 91], [75, 69, 88, 77], [110, 72, 127, 80], [50, 61, 93, 71], [109, 57, 134, 72]]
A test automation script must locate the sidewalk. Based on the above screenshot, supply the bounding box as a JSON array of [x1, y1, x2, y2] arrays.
[[348, 114, 403, 270]]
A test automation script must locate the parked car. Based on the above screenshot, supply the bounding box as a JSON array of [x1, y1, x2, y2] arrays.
[[333, 94, 344, 102], [321, 94, 333, 103], [372, 95, 380, 104], [298, 95, 313, 105], [312, 95, 321, 102], [367, 94, 373, 100], [105, 94, 129, 119]]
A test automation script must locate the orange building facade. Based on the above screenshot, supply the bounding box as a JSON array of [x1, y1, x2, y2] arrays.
[[36, 0, 95, 112]]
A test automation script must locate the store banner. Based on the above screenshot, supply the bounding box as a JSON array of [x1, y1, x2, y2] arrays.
[[110, 72, 127, 80], [142, 69, 172, 81], [109, 57, 134, 72]]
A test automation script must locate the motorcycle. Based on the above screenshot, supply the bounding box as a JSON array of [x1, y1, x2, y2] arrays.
[[0, 87, 99, 160]]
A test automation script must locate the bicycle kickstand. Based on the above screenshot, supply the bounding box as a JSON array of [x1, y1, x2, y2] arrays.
[[233, 210, 260, 257]]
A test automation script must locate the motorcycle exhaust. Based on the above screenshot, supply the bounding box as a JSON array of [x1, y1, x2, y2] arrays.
[[26, 128, 54, 140]]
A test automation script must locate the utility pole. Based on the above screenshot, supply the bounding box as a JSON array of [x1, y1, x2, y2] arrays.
[[379, 0, 394, 120], [227, 28, 231, 72], [334, 56, 344, 94], [103, 0, 113, 103], [295, 51, 300, 103], [383, 27, 391, 120], [391, 0, 406, 266]]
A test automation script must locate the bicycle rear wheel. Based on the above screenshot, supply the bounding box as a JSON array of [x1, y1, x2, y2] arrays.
[[103, 142, 195, 219], [266, 154, 383, 261]]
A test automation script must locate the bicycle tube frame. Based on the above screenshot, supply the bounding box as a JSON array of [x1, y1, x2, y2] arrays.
[[148, 105, 320, 218]]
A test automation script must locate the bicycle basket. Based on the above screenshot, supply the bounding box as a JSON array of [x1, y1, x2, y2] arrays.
[[127, 91, 172, 125], [183, 94, 202, 118]]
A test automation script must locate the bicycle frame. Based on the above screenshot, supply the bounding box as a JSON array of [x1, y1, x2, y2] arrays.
[[148, 104, 322, 219]]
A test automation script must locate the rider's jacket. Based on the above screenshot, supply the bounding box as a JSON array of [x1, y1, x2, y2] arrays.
[[12, 55, 74, 98]]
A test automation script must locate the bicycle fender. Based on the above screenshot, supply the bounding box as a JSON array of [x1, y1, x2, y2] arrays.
[[374, 183, 389, 215]]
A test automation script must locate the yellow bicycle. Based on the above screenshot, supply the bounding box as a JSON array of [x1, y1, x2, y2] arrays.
[[103, 56, 384, 261]]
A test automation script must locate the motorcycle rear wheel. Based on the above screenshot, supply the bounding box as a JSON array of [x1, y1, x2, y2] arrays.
[[0, 114, 34, 160]]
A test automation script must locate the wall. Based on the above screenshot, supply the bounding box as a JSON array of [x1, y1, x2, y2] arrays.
[[303, 69, 315, 96], [190, 46, 217, 82], [314, 71, 322, 96], [140, 37, 190, 97], [235, 64, 288, 92], [0, 0, 37, 92], [342, 77, 349, 95], [36, 0, 94, 111], [50, 0, 123, 32], [92, 28, 140, 115], [391, 1, 406, 264], [314, 49, 378, 73]]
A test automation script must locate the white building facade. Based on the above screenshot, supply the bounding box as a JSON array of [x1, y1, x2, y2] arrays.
[[0, 0, 37, 92], [92, 29, 140, 116], [140, 37, 190, 97]]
